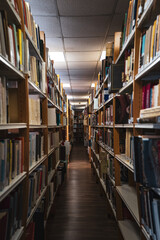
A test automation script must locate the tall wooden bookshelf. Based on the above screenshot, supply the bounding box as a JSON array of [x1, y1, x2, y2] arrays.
[[73, 110, 84, 143], [0, 0, 71, 239], [90, 1, 160, 240]]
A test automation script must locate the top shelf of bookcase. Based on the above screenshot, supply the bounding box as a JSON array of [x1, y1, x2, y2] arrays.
[[0, 54, 25, 80], [25, 26, 44, 63], [1, 0, 21, 26], [137, 0, 155, 29], [115, 28, 135, 64]]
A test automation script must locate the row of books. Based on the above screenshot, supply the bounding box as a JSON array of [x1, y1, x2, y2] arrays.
[[30, 56, 46, 92], [29, 132, 44, 168], [137, 0, 151, 22], [0, 77, 7, 124], [139, 187, 160, 240], [133, 136, 160, 188], [0, 183, 23, 240], [9, 0, 20, 15], [121, 0, 138, 48], [107, 154, 115, 181], [28, 165, 46, 217], [29, 96, 41, 125], [125, 129, 134, 165], [124, 48, 134, 83], [0, 137, 24, 191], [0, 10, 28, 72], [142, 82, 159, 110], [105, 105, 113, 125], [139, 15, 160, 71], [22, 1, 43, 56], [48, 131, 59, 151]]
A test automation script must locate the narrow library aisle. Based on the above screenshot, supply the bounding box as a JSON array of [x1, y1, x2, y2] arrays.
[[46, 145, 119, 240]]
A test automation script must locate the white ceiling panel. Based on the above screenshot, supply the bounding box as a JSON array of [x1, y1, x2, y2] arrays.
[[33, 16, 61, 38], [27, 0, 58, 16], [46, 38, 64, 51], [55, 70, 69, 76], [66, 52, 100, 62], [71, 82, 90, 87], [68, 61, 97, 70], [61, 16, 111, 37], [115, 0, 129, 14], [57, 0, 116, 16], [54, 62, 67, 70], [64, 37, 104, 51], [69, 69, 93, 77], [60, 75, 70, 81]]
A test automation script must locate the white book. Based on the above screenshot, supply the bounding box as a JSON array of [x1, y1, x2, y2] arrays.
[[0, 13, 7, 57], [42, 62, 46, 93], [8, 26, 15, 66], [48, 108, 57, 126]]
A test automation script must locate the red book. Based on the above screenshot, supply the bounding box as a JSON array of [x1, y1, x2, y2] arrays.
[[145, 83, 151, 109], [142, 85, 146, 109]]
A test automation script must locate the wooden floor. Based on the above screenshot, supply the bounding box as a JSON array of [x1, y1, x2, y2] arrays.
[[46, 145, 120, 240]]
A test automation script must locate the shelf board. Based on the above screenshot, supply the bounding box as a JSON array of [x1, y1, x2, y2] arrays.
[[94, 96, 114, 113], [135, 123, 160, 129], [27, 186, 47, 226], [0, 123, 27, 130], [141, 226, 151, 240], [115, 154, 134, 173], [91, 148, 100, 162], [115, 28, 135, 64], [0, 54, 25, 80], [116, 185, 140, 226], [48, 170, 56, 184], [48, 125, 63, 128], [118, 220, 141, 240], [25, 26, 44, 62], [48, 147, 56, 156], [97, 141, 114, 157], [137, 0, 154, 29], [119, 80, 133, 94], [115, 124, 134, 128], [47, 98, 62, 112], [92, 125, 114, 128], [135, 54, 160, 81], [11, 227, 24, 240], [1, 0, 21, 26], [0, 172, 27, 202], [29, 125, 47, 129], [29, 155, 47, 175], [28, 80, 46, 98], [54, 83, 65, 102], [107, 172, 115, 186]]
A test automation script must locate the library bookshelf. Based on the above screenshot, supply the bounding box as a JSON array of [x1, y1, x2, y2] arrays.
[[88, 1, 160, 240], [0, 0, 71, 239]]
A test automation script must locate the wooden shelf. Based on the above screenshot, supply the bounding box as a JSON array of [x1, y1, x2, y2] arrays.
[[54, 83, 65, 102], [141, 226, 151, 240], [27, 186, 47, 226], [29, 155, 47, 175], [0, 123, 27, 130], [28, 80, 46, 98], [48, 125, 63, 128], [94, 95, 114, 113], [25, 26, 44, 63], [29, 125, 47, 129], [135, 54, 160, 81], [115, 28, 135, 64], [119, 80, 133, 94], [11, 227, 24, 240], [95, 75, 108, 98], [1, 0, 21, 26], [116, 185, 140, 226], [135, 123, 160, 129], [47, 97, 62, 112], [92, 125, 114, 128], [137, 0, 154, 29], [115, 124, 134, 128], [97, 141, 114, 157], [118, 220, 141, 240], [48, 147, 56, 156], [0, 172, 27, 202], [48, 170, 56, 184], [0, 54, 25, 80], [115, 154, 134, 173]]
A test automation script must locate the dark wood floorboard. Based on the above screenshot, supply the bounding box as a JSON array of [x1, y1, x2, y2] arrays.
[[46, 144, 120, 240]]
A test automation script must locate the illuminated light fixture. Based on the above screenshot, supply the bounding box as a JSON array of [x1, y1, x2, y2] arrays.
[[100, 50, 106, 61], [91, 83, 95, 88], [70, 102, 87, 105], [63, 83, 70, 88], [49, 52, 65, 62], [67, 95, 89, 100]]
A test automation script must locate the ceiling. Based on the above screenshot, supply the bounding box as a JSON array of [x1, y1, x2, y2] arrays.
[[28, 0, 129, 108]]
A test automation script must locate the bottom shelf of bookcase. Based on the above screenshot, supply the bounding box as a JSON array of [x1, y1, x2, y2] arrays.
[[27, 186, 47, 226], [118, 220, 141, 240], [11, 227, 24, 240]]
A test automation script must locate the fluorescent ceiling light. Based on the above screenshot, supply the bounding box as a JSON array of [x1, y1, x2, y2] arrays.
[[70, 102, 87, 105], [49, 52, 65, 62], [100, 50, 106, 61], [63, 83, 70, 88], [68, 95, 89, 100], [91, 83, 95, 88]]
